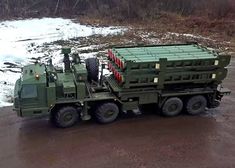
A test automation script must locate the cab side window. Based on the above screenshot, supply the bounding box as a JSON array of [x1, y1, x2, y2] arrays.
[[21, 85, 37, 98]]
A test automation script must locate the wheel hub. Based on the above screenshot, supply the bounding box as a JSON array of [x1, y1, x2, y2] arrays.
[[192, 102, 202, 110], [169, 103, 178, 112], [63, 113, 73, 122], [104, 111, 114, 118]]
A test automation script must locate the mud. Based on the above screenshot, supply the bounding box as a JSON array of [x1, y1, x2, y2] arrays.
[[0, 59, 235, 168]]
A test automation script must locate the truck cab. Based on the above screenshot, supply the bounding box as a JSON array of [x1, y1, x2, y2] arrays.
[[14, 63, 48, 116]]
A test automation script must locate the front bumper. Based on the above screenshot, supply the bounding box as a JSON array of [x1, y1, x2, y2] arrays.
[[14, 107, 49, 117]]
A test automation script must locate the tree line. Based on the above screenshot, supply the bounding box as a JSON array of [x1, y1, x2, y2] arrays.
[[0, 0, 234, 20]]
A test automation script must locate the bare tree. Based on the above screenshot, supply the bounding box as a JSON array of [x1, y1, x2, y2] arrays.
[[73, 0, 80, 10], [54, 0, 60, 15], [0, 0, 234, 19]]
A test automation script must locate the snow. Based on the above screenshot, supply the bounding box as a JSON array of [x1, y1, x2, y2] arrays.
[[0, 18, 126, 107], [0, 71, 16, 107]]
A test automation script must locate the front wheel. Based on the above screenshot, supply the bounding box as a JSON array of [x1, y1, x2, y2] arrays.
[[54, 106, 79, 128], [95, 103, 119, 124]]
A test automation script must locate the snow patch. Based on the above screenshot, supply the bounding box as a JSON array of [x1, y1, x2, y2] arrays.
[[0, 18, 126, 107]]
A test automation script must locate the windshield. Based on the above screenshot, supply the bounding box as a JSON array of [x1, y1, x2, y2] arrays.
[[21, 85, 37, 98]]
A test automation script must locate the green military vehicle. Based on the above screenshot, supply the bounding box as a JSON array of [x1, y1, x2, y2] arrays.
[[13, 43, 231, 128]]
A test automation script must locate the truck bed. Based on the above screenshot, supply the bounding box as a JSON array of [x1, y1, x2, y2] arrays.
[[107, 43, 231, 89]]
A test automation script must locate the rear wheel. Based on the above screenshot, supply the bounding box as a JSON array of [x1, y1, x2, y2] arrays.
[[54, 106, 79, 128], [95, 103, 119, 124], [186, 95, 207, 115], [86, 58, 99, 82], [162, 97, 183, 117]]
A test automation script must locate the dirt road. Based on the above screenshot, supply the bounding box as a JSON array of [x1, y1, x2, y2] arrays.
[[0, 59, 235, 168]]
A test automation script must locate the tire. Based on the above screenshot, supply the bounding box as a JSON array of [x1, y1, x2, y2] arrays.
[[162, 97, 183, 117], [186, 95, 207, 115], [95, 103, 119, 124], [54, 106, 79, 128], [86, 58, 99, 82]]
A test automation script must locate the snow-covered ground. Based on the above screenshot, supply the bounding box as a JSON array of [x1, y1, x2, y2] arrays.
[[0, 18, 125, 107]]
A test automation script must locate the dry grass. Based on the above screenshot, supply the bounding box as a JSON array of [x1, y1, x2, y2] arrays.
[[76, 14, 235, 54]]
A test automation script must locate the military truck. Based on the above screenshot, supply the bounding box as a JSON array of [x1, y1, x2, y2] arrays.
[[13, 43, 231, 128]]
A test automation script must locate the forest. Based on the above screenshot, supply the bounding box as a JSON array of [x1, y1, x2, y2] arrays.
[[0, 0, 234, 20]]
